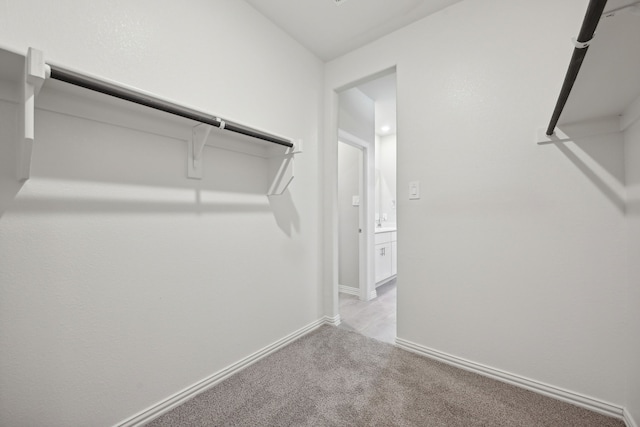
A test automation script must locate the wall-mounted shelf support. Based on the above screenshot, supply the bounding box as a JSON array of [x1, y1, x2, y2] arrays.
[[187, 122, 303, 192], [188, 123, 213, 179], [14, 46, 300, 194], [19, 47, 48, 181], [188, 126, 303, 195], [536, 116, 621, 145], [268, 140, 303, 196]]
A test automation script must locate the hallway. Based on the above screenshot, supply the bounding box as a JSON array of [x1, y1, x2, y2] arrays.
[[338, 280, 396, 344]]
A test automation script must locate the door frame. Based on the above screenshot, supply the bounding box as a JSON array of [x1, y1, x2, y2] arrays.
[[323, 66, 397, 324], [338, 130, 376, 302]]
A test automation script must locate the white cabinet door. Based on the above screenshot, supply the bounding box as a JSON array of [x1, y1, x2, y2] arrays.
[[391, 241, 397, 276], [375, 242, 392, 283]]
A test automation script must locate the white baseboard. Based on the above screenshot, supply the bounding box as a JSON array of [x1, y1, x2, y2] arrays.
[[338, 285, 376, 301], [338, 285, 359, 296], [395, 337, 625, 421], [625, 408, 639, 427], [117, 318, 329, 427], [375, 275, 396, 288], [323, 314, 341, 326]]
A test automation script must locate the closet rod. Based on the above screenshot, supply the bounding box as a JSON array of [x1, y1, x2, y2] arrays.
[[47, 64, 294, 148], [545, 0, 608, 136]]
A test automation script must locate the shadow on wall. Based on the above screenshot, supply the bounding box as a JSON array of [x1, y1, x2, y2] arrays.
[[628, 128, 640, 216], [0, 105, 299, 233], [0, 102, 23, 219], [0, 180, 22, 219], [630, 194, 640, 216], [552, 124, 626, 213], [268, 191, 300, 237]]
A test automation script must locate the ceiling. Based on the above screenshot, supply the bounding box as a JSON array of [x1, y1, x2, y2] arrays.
[[243, 0, 463, 137], [243, 0, 463, 61], [357, 73, 397, 136]]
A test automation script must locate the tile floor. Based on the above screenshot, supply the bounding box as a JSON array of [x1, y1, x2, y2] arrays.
[[338, 279, 396, 344]]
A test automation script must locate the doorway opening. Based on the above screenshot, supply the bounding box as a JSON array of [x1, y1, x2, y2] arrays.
[[336, 70, 397, 344]]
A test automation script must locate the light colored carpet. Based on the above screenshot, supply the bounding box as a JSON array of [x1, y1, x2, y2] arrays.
[[148, 326, 624, 426]]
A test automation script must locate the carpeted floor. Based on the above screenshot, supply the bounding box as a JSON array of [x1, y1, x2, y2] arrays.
[[148, 326, 624, 426]]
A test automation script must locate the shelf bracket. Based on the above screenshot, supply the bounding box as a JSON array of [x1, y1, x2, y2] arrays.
[[267, 140, 303, 196], [18, 47, 48, 181], [187, 123, 213, 179], [536, 117, 621, 145]]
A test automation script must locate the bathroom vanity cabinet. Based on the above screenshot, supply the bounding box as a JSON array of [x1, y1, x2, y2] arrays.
[[375, 229, 397, 285]]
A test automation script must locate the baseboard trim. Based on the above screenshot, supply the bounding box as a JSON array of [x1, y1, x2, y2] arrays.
[[395, 337, 625, 421], [117, 318, 329, 427], [338, 285, 359, 296], [338, 285, 377, 301], [323, 314, 341, 326], [625, 408, 638, 427], [375, 275, 396, 288]]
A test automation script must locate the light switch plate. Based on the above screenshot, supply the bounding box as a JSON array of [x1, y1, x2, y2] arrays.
[[352, 195, 360, 206], [409, 181, 420, 200]]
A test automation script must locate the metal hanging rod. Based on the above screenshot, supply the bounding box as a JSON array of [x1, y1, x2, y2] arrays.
[[546, 0, 608, 136], [47, 64, 293, 148]]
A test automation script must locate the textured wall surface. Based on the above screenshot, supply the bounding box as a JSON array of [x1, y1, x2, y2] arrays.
[[325, 0, 629, 409], [378, 134, 397, 226], [625, 118, 640, 424], [0, 1, 323, 426]]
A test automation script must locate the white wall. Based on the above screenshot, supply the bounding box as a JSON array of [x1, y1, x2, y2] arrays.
[[625, 117, 640, 424], [377, 134, 397, 226], [325, 0, 629, 411], [338, 88, 375, 145], [338, 142, 361, 289], [0, 1, 323, 426]]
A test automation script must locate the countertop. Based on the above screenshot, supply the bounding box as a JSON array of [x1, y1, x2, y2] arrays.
[[374, 227, 397, 234]]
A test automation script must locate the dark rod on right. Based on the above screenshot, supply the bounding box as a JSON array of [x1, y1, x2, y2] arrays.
[[545, 0, 608, 136]]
